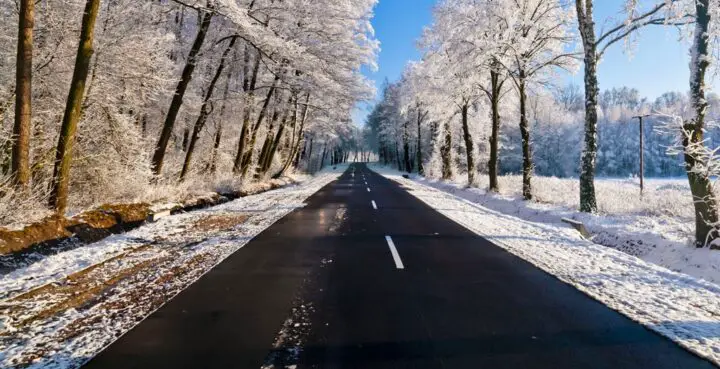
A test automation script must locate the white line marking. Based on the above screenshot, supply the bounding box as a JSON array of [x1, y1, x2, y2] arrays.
[[366, 187, 371, 192], [385, 236, 404, 269], [371, 200, 377, 209]]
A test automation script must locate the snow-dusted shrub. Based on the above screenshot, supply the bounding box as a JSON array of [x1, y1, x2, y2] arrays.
[[0, 175, 52, 229]]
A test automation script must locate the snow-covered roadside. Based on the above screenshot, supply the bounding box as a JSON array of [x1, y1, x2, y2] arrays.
[[0, 165, 346, 369], [370, 165, 720, 366], [377, 167, 720, 285]]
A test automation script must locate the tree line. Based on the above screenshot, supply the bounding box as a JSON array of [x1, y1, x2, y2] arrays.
[[2, 0, 377, 217]]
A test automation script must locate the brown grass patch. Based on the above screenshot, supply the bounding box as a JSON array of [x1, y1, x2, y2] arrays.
[[56, 252, 214, 342], [2, 245, 168, 328], [192, 214, 248, 232]]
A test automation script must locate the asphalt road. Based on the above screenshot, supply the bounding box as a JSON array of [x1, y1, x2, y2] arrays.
[[83, 163, 715, 369]]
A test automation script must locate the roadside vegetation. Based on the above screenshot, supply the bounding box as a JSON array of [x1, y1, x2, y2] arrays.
[[1, 0, 377, 231]]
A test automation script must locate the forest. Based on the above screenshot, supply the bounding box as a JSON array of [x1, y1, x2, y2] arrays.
[[365, 0, 720, 247], [1, 0, 377, 226]]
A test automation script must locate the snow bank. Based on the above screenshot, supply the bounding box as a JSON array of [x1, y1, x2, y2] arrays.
[[371, 165, 720, 366]]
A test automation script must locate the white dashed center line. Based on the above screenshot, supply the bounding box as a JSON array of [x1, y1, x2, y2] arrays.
[[366, 187, 371, 192], [371, 200, 378, 210], [385, 236, 404, 269]]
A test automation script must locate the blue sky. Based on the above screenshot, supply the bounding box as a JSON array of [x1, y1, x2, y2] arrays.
[[354, 0, 717, 124]]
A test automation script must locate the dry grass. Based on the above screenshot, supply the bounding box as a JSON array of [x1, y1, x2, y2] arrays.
[[192, 214, 248, 232], [1, 245, 161, 328], [1, 211, 249, 336]]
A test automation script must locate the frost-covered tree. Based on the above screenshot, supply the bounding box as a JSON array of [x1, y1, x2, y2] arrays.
[[494, 0, 577, 199], [575, 0, 689, 212], [425, 0, 512, 190], [0, 0, 378, 221], [676, 0, 720, 246]]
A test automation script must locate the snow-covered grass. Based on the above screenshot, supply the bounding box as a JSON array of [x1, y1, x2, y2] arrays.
[[0, 165, 345, 369], [370, 165, 720, 366], [467, 173, 692, 218], [392, 167, 719, 285]]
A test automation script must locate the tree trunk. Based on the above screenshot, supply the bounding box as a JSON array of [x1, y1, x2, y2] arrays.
[[395, 141, 402, 170], [416, 107, 424, 175], [684, 0, 718, 246], [12, 0, 34, 188], [403, 120, 411, 172], [240, 74, 280, 177], [461, 102, 475, 186], [151, 10, 213, 175], [141, 114, 147, 137], [209, 64, 233, 174], [182, 124, 189, 151], [48, 0, 101, 214], [258, 94, 292, 174], [262, 95, 297, 174], [209, 124, 222, 174], [233, 46, 261, 173], [488, 68, 502, 192], [319, 145, 327, 172], [276, 94, 310, 177], [440, 118, 452, 180], [518, 73, 533, 200], [179, 36, 236, 180], [576, 0, 598, 212], [304, 137, 313, 170]]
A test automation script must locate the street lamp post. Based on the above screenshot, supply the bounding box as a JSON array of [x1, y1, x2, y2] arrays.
[[632, 114, 650, 196]]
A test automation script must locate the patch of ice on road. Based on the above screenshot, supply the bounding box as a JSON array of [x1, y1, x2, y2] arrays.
[[371, 166, 720, 366]]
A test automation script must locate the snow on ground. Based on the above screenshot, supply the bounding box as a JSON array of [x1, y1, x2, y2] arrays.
[[0, 166, 345, 369], [370, 165, 720, 365], [389, 168, 720, 285]]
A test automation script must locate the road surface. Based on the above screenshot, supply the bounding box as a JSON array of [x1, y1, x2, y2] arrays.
[[83, 163, 715, 369]]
